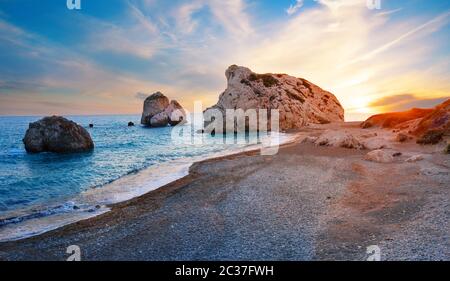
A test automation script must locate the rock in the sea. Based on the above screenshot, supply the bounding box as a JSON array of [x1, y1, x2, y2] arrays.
[[23, 116, 94, 153], [128, 122, 135, 127], [89, 124, 94, 128], [364, 149, 394, 163], [204, 65, 344, 132], [405, 155, 424, 163], [165, 100, 187, 126], [141, 92, 169, 125], [140, 92, 186, 127], [315, 130, 363, 149], [150, 111, 169, 127]]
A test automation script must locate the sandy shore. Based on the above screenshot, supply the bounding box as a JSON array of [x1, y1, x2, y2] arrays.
[[0, 123, 448, 261]]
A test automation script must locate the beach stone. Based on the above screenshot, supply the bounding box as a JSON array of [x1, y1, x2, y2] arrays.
[[140, 92, 170, 126], [360, 132, 378, 139], [23, 116, 94, 154], [302, 136, 318, 144], [405, 155, 424, 163], [204, 65, 344, 132], [315, 130, 363, 149], [364, 149, 394, 163], [361, 137, 390, 150]]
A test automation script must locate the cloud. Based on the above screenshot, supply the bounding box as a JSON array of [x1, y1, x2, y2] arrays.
[[286, 0, 304, 16], [369, 94, 449, 112], [1, 0, 449, 119]]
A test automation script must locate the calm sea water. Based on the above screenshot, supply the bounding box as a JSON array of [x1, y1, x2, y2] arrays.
[[0, 115, 290, 241]]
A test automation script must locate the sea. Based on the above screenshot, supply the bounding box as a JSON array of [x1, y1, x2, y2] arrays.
[[0, 114, 293, 241]]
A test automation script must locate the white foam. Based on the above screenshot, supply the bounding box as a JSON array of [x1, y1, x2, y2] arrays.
[[0, 132, 298, 242]]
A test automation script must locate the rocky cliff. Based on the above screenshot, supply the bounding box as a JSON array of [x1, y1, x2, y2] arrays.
[[204, 65, 344, 132], [361, 98, 450, 144]]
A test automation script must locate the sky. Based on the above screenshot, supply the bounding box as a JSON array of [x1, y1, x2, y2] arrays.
[[0, 0, 449, 120]]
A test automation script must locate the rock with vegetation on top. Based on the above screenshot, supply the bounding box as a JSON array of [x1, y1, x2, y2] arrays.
[[362, 99, 450, 144], [140, 92, 186, 127], [23, 116, 94, 153], [203, 65, 344, 133]]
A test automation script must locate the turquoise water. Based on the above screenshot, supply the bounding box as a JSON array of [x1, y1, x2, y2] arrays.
[[0, 115, 288, 240]]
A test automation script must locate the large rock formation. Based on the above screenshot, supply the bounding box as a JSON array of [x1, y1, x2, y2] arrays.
[[140, 92, 186, 127], [361, 99, 450, 144], [204, 65, 344, 132], [23, 116, 94, 153]]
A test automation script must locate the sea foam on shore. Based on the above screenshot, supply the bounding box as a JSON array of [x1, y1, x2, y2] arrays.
[[0, 116, 296, 242]]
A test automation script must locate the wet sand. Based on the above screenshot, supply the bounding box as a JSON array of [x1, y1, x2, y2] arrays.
[[0, 123, 448, 260]]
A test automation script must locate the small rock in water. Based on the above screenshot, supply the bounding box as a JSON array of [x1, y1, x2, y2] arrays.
[[128, 122, 135, 127], [89, 124, 94, 128], [405, 155, 424, 163], [364, 149, 394, 163]]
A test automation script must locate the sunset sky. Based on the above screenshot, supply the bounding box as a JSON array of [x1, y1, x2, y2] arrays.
[[0, 0, 449, 120]]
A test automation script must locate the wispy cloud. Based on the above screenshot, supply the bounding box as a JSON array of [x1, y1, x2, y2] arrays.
[[369, 94, 449, 112], [286, 0, 304, 16], [0, 0, 449, 119]]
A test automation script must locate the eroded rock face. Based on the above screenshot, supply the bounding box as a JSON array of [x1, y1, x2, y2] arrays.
[[23, 116, 94, 153], [140, 92, 186, 127], [362, 99, 450, 144], [204, 65, 344, 132]]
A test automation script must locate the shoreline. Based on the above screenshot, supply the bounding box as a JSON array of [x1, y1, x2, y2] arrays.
[[0, 123, 448, 260], [0, 131, 301, 242]]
